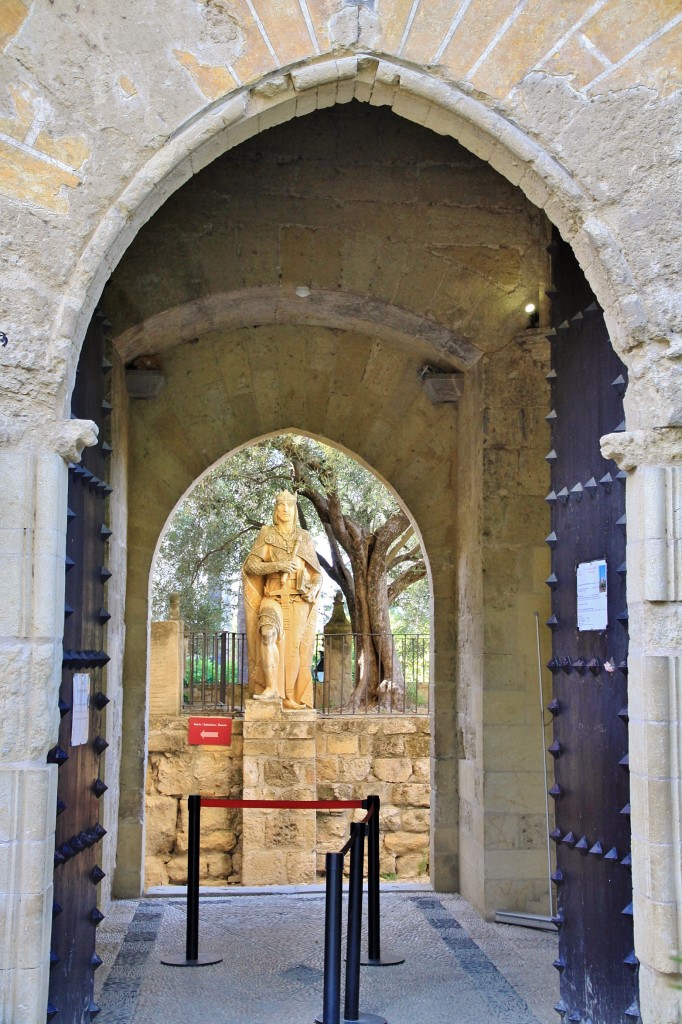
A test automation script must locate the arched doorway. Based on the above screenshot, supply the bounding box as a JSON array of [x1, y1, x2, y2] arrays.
[[143, 431, 434, 890], [2, 22, 675, 1015], [105, 104, 552, 924]]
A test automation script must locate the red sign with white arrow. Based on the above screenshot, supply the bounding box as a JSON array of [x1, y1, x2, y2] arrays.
[[188, 717, 232, 746]]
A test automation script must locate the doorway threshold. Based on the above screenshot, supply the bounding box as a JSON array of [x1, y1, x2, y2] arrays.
[[494, 909, 557, 931], [145, 881, 434, 897]]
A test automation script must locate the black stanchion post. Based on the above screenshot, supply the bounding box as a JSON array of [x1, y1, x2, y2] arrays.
[[160, 795, 222, 967], [186, 793, 200, 960], [316, 852, 343, 1024], [361, 794, 405, 967], [366, 795, 381, 963], [342, 822, 386, 1024], [344, 822, 364, 1022]]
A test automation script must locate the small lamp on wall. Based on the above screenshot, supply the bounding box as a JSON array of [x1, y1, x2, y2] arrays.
[[525, 302, 539, 328]]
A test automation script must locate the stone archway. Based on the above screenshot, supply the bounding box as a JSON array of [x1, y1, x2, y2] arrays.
[[0, 9, 680, 1019], [48, 55, 662, 418], [143, 429, 435, 890], [106, 103, 555, 923]]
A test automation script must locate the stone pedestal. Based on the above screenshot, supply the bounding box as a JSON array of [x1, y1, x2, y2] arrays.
[[149, 620, 184, 716], [241, 700, 317, 885], [323, 592, 353, 708]]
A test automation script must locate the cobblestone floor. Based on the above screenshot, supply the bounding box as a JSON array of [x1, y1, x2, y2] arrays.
[[95, 890, 558, 1024]]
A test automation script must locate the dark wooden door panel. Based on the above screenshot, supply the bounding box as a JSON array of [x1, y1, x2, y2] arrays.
[[547, 233, 638, 1024], [48, 314, 113, 1023]]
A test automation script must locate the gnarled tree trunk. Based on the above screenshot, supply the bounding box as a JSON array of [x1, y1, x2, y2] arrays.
[[290, 454, 422, 706]]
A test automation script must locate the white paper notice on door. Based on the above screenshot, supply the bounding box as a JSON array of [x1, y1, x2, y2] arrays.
[[577, 559, 608, 631], [71, 673, 90, 746]]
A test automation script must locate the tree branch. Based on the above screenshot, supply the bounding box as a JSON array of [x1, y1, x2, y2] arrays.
[[385, 526, 415, 566], [189, 526, 259, 583], [373, 510, 410, 559], [322, 522, 355, 620], [387, 562, 427, 604], [387, 544, 421, 570]]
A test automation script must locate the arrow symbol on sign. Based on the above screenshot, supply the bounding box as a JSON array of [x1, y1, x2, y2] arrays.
[[200, 730, 220, 738]]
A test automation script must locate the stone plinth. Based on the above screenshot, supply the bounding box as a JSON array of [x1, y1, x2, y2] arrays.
[[241, 700, 317, 885], [149, 620, 184, 716], [323, 592, 353, 709]]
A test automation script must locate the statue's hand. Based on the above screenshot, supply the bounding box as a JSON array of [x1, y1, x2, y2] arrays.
[[271, 559, 296, 574]]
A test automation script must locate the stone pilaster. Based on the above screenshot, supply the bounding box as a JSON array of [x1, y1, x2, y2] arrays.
[[623, 461, 682, 1019], [241, 700, 317, 885], [0, 445, 69, 1023]]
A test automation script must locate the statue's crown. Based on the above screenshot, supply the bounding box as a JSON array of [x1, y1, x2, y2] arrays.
[[275, 490, 297, 504]]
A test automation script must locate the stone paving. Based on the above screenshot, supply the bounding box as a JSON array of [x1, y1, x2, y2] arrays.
[[95, 889, 558, 1024]]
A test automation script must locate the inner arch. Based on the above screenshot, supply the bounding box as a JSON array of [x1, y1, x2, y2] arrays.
[[115, 287, 481, 371]]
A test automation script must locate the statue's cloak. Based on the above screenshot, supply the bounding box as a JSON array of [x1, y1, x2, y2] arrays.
[[242, 526, 321, 705]]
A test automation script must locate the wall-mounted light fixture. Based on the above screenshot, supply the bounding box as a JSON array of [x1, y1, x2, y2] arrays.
[[525, 302, 539, 328], [419, 364, 464, 405], [295, 285, 311, 298]]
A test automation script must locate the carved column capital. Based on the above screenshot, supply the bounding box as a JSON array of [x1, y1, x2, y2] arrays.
[[600, 427, 682, 471], [0, 414, 98, 462]]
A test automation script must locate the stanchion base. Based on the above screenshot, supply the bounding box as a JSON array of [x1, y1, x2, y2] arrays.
[[160, 952, 223, 966], [316, 1012, 387, 1024], [360, 950, 405, 967]]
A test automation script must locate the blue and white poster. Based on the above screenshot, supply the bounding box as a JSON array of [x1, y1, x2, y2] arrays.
[[577, 559, 608, 631]]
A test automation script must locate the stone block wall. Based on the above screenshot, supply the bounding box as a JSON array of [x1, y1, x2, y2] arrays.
[[145, 715, 244, 887], [315, 717, 430, 880], [144, 712, 430, 887]]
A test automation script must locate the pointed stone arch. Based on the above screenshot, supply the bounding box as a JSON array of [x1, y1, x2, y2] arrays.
[[52, 56, 647, 417], [116, 317, 461, 897]]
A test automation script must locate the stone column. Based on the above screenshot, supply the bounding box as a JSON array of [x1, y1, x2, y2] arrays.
[[241, 700, 317, 885], [323, 591, 352, 709], [601, 429, 682, 1023], [0, 424, 94, 1023]]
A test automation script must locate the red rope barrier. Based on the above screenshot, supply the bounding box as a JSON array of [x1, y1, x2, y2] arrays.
[[201, 798, 365, 809]]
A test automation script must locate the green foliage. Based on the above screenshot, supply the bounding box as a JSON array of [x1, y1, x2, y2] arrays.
[[152, 439, 294, 629], [389, 575, 430, 635]]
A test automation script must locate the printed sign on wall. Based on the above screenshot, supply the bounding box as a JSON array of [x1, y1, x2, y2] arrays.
[[71, 673, 90, 746], [188, 717, 232, 746], [577, 559, 608, 631]]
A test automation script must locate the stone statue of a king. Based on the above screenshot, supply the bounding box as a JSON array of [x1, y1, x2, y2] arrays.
[[242, 490, 322, 710]]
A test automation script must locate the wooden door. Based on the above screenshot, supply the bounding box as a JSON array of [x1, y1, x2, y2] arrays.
[[47, 314, 113, 1022], [547, 233, 638, 1024]]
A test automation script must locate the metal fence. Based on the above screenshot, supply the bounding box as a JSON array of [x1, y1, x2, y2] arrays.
[[183, 631, 429, 715]]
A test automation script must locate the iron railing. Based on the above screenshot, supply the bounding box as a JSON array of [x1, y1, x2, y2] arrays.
[[184, 630, 248, 714], [183, 631, 429, 715]]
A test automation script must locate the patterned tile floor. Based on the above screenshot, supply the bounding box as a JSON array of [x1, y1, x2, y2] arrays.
[[95, 890, 558, 1024]]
